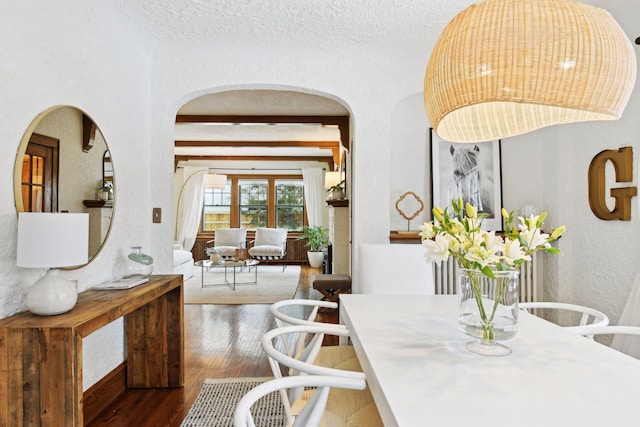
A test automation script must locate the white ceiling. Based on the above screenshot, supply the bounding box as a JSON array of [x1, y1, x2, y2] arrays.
[[110, 0, 472, 170]]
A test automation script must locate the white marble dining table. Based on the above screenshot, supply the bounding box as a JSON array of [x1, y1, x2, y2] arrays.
[[339, 294, 640, 427]]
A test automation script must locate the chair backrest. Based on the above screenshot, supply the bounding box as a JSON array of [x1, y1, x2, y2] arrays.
[[575, 326, 640, 359], [262, 325, 362, 380], [519, 302, 609, 333], [254, 227, 288, 247], [357, 243, 435, 294], [233, 375, 366, 427], [270, 299, 347, 358], [262, 324, 364, 423], [214, 228, 247, 247]]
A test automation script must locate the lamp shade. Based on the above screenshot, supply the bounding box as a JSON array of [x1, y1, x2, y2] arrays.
[[203, 173, 227, 189], [324, 171, 343, 189], [17, 212, 89, 268], [424, 0, 637, 143]]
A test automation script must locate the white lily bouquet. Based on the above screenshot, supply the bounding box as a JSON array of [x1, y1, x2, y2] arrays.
[[419, 197, 565, 276], [419, 197, 565, 354]]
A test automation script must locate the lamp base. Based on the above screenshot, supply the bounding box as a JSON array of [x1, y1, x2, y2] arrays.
[[26, 269, 78, 316]]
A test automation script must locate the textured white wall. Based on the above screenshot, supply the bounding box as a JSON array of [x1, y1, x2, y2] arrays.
[[390, 93, 431, 231], [0, 2, 151, 389]]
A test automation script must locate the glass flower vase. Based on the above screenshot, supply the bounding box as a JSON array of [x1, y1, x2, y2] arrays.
[[124, 246, 154, 278], [457, 268, 519, 356]]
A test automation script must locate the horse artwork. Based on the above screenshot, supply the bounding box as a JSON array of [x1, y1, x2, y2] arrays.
[[449, 144, 484, 212], [430, 129, 503, 230]]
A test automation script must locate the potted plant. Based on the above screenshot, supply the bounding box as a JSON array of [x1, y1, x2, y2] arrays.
[[297, 225, 329, 268], [327, 179, 345, 200]]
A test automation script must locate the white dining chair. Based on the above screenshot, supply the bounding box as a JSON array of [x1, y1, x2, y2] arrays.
[[262, 324, 383, 427], [270, 299, 346, 329], [270, 299, 356, 371], [357, 243, 435, 294], [233, 375, 367, 427], [519, 302, 609, 336], [574, 326, 640, 359]]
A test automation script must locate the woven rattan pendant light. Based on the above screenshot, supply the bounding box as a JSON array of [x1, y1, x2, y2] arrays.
[[424, 0, 637, 143]]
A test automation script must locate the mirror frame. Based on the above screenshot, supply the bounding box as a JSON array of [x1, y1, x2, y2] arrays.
[[14, 105, 115, 267]]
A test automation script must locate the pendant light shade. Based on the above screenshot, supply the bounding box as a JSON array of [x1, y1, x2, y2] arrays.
[[424, 0, 637, 143]]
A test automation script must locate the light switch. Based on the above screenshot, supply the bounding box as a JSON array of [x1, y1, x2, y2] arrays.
[[152, 208, 162, 223]]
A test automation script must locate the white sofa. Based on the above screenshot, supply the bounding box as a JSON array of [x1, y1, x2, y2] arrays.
[[173, 243, 194, 280]]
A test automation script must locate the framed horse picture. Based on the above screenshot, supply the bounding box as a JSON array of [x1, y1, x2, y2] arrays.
[[429, 128, 503, 231]]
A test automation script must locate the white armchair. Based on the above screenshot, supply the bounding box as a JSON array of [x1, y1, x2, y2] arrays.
[[248, 228, 288, 270], [206, 228, 247, 260]]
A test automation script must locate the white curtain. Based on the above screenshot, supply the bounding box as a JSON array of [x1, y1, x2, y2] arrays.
[[175, 166, 207, 251], [302, 167, 324, 226]]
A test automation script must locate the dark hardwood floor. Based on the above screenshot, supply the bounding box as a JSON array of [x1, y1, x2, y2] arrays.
[[86, 265, 333, 427]]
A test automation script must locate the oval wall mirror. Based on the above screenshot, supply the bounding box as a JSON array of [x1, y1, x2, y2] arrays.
[[14, 106, 115, 266]]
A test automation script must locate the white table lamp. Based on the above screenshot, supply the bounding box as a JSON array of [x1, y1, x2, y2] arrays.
[[17, 212, 89, 315]]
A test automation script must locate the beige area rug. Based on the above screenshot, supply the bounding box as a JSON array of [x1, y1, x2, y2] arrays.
[[184, 265, 300, 304], [180, 377, 283, 427]]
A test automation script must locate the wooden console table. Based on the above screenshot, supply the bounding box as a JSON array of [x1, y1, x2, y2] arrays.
[[0, 274, 184, 426]]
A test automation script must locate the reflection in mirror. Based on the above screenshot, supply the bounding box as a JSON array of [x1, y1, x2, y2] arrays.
[[14, 106, 115, 264], [103, 150, 113, 185]]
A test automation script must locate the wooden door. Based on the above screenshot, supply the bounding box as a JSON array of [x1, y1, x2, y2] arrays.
[[21, 133, 59, 212]]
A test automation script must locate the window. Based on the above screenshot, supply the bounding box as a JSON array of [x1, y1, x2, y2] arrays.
[[202, 182, 231, 231], [275, 180, 304, 230], [200, 175, 306, 232], [239, 179, 268, 229]]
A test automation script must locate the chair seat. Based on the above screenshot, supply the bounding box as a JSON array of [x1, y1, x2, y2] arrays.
[[249, 245, 285, 257], [292, 381, 382, 427], [315, 346, 361, 372], [213, 245, 238, 257]]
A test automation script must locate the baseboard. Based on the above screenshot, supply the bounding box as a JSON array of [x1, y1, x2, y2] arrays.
[[83, 362, 127, 425]]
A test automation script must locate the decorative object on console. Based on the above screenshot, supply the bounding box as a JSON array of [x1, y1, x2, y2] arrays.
[[424, 0, 636, 143], [96, 180, 113, 201], [324, 171, 345, 200], [124, 246, 154, 278], [420, 197, 565, 355], [395, 191, 425, 231], [16, 212, 88, 316]]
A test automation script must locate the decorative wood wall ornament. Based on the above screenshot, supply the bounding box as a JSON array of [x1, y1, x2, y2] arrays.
[[588, 146, 637, 220], [395, 191, 425, 230]]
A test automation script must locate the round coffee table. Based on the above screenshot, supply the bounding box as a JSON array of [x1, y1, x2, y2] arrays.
[[194, 259, 259, 290]]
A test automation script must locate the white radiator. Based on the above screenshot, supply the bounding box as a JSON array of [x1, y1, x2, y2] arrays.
[[433, 255, 537, 302]]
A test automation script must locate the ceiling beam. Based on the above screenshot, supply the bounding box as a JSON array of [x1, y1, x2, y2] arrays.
[[175, 155, 334, 171], [174, 140, 339, 148], [175, 114, 350, 150]]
